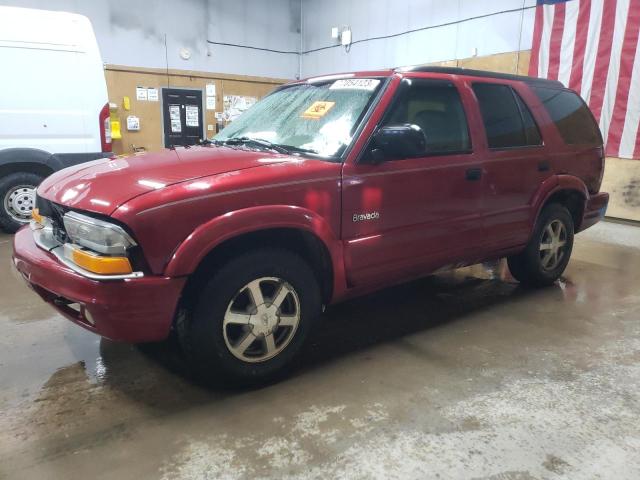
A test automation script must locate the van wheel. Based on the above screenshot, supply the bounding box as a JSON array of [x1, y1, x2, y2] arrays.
[[178, 248, 321, 386], [0, 172, 43, 233], [507, 203, 574, 287]]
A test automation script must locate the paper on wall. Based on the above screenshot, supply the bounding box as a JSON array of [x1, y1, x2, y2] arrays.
[[136, 86, 148, 101], [206, 84, 216, 97], [223, 95, 257, 122], [185, 105, 199, 127], [169, 105, 181, 133], [206, 96, 216, 110], [126, 115, 140, 131], [147, 88, 159, 101]]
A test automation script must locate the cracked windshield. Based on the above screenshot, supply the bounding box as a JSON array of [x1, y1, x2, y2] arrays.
[[214, 78, 382, 157]]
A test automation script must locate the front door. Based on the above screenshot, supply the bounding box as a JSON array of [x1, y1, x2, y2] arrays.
[[162, 88, 204, 147], [342, 78, 485, 287]]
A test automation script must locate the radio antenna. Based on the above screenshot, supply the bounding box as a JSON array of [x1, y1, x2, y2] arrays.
[[164, 34, 174, 149]]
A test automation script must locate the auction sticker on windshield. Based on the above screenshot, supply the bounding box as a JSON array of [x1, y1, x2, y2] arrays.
[[302, 101, 335, 119], [329, 79, 380, 91]]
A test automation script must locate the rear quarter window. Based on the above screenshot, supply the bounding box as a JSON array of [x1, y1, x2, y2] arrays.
[[531, 87, 602, 146]]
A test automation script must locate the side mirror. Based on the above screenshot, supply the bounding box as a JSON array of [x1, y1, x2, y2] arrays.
[[368, 124, 426, 162]]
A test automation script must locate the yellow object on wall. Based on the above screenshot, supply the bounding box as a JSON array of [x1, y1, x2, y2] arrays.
[[110, 118, 122, 140], [123, 96, 131, 111]]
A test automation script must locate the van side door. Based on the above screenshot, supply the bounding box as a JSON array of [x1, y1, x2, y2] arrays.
[[341, 77, 485, 287]]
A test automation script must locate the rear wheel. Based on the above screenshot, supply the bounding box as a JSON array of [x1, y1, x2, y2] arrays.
[[508, 203, 574, 287], [178, 248, 321, 385], [0, 172, 43, 233]]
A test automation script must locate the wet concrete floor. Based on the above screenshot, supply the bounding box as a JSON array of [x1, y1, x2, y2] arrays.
[[0, 221, 639, 479]]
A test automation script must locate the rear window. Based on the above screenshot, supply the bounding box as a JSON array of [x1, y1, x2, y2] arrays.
[[472, 83, 542, 149], [531, 87, 602, 146]]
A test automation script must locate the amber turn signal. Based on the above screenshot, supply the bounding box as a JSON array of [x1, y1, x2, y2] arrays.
[[70, 247, 133, 275], [31, 208, 43, 225]]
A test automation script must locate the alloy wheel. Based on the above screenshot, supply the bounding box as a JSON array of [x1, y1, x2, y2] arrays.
[[539, 219, 568, 271], [222, 276, 301, 363]]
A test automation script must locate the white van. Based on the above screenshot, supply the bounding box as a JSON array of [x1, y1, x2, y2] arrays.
[[0, 6, 111, 232]]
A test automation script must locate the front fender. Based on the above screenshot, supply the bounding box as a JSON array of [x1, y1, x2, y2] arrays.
[[164, 206, 347, 297]]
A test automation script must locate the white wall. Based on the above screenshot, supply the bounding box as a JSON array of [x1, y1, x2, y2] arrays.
[[0, 0, 301, 78], [0, 0, 541, 79], [208, 0, 301, 78], [300, 0, 537, 78]]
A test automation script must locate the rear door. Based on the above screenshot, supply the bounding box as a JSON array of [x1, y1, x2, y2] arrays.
[[162, 88, 204, 147], [342, 77, 485, 286], [470, 81, 552, 252]]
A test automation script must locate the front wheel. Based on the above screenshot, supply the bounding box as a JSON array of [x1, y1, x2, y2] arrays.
[[0, 172, 43, 233], [508, 203, 574, 287], [178, 248, 321, 385]]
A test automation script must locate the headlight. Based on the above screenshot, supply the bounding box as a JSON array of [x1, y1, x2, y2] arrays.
[[63, 211, 136, 256]]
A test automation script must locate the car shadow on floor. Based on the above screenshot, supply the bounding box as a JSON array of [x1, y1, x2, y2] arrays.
[[303, 274, 523, 364], [92, 263, 559, 405]]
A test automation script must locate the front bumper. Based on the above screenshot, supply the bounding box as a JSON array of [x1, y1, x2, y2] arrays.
[[12, 227, 186, 343], [579, 191, 609, 232]]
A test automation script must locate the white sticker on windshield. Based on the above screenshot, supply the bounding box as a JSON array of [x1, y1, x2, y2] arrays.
[[329, 79, 381, 91]]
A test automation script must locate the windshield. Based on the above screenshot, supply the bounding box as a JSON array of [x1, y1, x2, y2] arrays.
[[214, 78, 383, 158]]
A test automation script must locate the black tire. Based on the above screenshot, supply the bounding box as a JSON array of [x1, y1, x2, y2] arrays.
[[508, 203, 574, 287], [178, 248, 322, 386], [0, 172, 44, 233]]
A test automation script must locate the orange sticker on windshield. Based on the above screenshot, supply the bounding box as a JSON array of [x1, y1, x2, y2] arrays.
[[302, 101, 335, 119]]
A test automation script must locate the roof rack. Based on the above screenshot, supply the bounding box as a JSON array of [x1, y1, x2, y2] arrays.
[[395, 66, 564, 88]]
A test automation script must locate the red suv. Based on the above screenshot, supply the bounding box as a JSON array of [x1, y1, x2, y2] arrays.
[[13, 67, 609, 383]]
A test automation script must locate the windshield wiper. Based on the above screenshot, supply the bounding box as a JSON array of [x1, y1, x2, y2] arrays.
[[198, 138, 224, 146], [223, 137, 290, 155], [221, 137, 319, 156], [271, 144, 319, 155]]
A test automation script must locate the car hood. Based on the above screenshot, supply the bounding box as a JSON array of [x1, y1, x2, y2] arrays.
[[37, 146, 291, 215]]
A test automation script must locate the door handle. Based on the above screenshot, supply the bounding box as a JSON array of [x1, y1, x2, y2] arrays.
[[465, 167, 482, 181], [538, 161, 550, 172]]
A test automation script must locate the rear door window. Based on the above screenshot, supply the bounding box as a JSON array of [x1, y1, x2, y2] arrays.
[[531, 87, 602, 146], [514, 92, 542, 146], [472, 83, 542, 149]]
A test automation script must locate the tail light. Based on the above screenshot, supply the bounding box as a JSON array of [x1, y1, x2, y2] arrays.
[[99, 103, 112, 153], [583, 145, 605, 194]]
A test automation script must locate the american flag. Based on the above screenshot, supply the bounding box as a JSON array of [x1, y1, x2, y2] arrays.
[[529, 0, 640, 159]]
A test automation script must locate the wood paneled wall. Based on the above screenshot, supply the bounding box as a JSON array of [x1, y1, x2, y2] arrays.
[[104, 65, 287, 155]]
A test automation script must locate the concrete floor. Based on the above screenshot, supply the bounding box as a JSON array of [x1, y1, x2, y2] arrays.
[[1, 222, 639, 480]]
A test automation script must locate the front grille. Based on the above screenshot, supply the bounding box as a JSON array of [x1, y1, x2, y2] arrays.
[[36, 195, 69, 244]]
